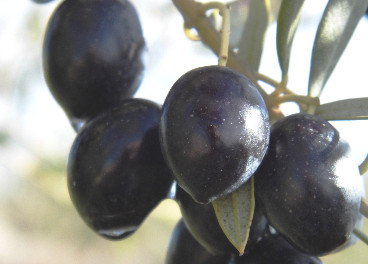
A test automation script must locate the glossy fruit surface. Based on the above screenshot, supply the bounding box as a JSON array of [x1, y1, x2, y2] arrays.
[[232, 233, 323, 264], [67, 99, 172, 240], [255, 113, 364, 255], [166, 219, 232, 264], [175, 185, 268, 256], [160, 65, 270, 203], [43, 0, 145, 125]]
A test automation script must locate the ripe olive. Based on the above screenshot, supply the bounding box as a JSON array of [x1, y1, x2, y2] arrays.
[[43, 0, 145, 127], [160, 65, 270, 203], [255, 113, 364, 255], [67, 99, 172, 240]]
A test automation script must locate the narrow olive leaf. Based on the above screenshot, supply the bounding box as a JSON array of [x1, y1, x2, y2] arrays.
[[212, 177, 255, 255], [237, 0, 271, 71], [315, 97, 368, 120], [308, 0, 368, 97], [276, 0, 306, 78]]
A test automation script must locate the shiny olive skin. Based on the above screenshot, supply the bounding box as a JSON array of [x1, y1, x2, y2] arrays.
[[160, 66, 270, 203], [67, 99, 172, 240], [176, 185, 268, 256], [232, 233, 323, 264], [255, 113, 364, 256], [166, 219, 232, 264], [43, 0, 145, 126]]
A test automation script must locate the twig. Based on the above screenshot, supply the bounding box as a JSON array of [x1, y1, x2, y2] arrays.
[[353, 228, 368, 246]]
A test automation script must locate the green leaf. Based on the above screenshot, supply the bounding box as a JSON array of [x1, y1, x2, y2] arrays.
[[276, 0, 305, 79], [237, 0, 271, 71], [315, 97, 368, 120], [308, 0, 368, 97], [212, 177, 255, 255]]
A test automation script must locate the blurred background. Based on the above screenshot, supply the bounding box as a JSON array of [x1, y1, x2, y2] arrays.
[[0, 0, 367, 263]]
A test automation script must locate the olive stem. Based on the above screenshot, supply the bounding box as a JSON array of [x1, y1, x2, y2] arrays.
[[272, 75, 289, 96], [218, 4, 230, 67], [353, 228, 368, 246], [359, 153, 368, 175], [306, 104, 317, 115], [255, 72, 294, 95], [361, 198, 368, 219], [199, 2, 231, 66]]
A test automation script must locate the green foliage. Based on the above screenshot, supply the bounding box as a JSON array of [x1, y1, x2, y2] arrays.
[[308, 0, 368, 97], [315, 97, 368, 120], [237, 0, 270, 71], [276, 0, 305, 80]]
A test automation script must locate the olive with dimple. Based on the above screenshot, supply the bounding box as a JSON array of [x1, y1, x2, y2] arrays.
[[43, 0, 145, 129], [160, 65, 270, 203], [255, 113, 364, 255], [67, 99, 173, 240]]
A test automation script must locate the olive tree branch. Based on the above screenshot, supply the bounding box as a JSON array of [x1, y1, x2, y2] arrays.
[[272, 94, 320, 110], [255, 72, 294, 95]]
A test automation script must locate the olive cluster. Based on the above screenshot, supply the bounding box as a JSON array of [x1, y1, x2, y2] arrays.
[[166, 112, 363, 263], [36, 0, 364, 263], [42, 0, 173, 240]]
